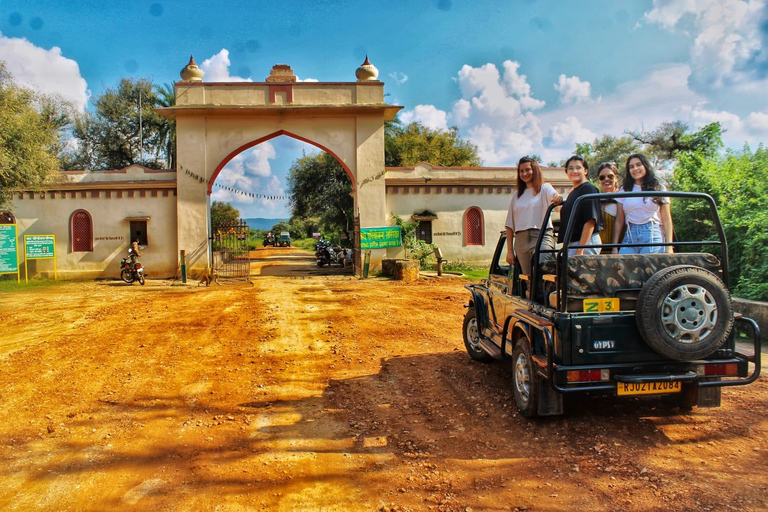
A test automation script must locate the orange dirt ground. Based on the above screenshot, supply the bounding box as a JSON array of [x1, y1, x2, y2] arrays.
[[0, 247, 766, 511]]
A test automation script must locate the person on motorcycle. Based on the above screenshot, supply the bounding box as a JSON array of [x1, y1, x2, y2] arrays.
[[129, 238, 142, 263]]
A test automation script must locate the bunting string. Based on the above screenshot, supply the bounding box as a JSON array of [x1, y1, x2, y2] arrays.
[[179, 165, 288, 201]]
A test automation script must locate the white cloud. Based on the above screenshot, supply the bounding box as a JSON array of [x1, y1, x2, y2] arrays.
[[400, 104, 449, 131], [388, 71, 408, 85], [297, 77, 319, 82], [212, 142, 286, 208], [746, 111, 768, 130], [554, 74, 592, 105], [451, 61, 545, 165], [0, 32, 89, 110], [644, 0, 767, 89], [547, 116, 597, 147], [200, 49, 252, 82]]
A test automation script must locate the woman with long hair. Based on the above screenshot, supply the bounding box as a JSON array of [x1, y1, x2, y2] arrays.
[[596, 162, 620, 251], [612, 153, 674, 254], [505, 156, 562, 277], [557, 156, 603, 257]]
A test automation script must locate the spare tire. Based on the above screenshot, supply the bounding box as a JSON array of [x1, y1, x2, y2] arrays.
[[636, 265, 733, 361]]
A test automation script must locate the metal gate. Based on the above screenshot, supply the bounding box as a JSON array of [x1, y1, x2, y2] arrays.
[[211, 220, 251, 281]]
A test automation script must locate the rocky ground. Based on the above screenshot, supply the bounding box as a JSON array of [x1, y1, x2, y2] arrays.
[[0, 247, 765, 511]]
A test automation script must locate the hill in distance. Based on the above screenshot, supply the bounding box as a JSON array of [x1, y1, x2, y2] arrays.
[[243, 218, 289, 231]]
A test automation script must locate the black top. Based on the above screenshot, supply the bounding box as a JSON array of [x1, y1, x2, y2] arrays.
[[557, 182, 603, 243]]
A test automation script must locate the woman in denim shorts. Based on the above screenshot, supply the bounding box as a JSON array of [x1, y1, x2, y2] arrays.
[[611, 154, 674, 254]]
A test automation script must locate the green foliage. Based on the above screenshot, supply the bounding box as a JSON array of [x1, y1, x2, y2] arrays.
[[385, 119, 482, 167], [389, 213, 435, 269], [287, 151, 354, 240], [210, 201, 240, 231], [0, 63, 69, 209], [64, 77, 172, 170], [575, 135, 641, 172], [672, 145, 768, 300], [575, 122, 723, 175]]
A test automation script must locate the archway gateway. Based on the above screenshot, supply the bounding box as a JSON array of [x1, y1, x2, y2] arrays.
[[158, 60, 402, 276]]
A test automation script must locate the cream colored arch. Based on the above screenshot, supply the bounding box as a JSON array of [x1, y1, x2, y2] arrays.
[[158, 70, 401, 275]]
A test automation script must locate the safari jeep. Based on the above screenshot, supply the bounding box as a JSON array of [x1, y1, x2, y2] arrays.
[[463, 191, 761, 417]]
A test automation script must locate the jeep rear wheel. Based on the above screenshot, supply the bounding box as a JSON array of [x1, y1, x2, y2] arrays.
[[462, 309, 494, 363], [512, 338, 539, 418], [636, 265, 733, 361]]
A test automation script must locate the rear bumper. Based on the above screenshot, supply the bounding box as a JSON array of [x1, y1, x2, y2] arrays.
[[540, 316, 761, 394]]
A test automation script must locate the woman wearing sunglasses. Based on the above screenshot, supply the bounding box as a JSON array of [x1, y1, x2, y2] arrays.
[[596, 162, 620, 252], [505, 156, 562, 278], [612, 153, 674, 254]]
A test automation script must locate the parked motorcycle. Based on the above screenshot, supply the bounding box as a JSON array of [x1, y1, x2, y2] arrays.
[[120, 249, 145, 285], [315, 239, 344, 267]]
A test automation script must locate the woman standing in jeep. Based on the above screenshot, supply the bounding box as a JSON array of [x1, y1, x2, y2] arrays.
[[612, 153, 674, 254], [558, 156, 603, 257], [505, 156, 562, 277]]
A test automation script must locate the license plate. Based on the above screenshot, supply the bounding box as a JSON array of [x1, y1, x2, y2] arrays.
[[617, 381, 682, 396], [583, 298, 619, 313]]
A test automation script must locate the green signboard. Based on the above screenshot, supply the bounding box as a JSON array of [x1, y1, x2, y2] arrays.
[[359, 226, 402, 249], [25, 235, 56, 259], [0, 224, 19, 273]]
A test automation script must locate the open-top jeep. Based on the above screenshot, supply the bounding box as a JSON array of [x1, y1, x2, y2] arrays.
[[463, 191, 761, 417]]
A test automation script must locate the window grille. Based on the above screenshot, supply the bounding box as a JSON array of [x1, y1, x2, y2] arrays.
[[71, 210, 93, 252]]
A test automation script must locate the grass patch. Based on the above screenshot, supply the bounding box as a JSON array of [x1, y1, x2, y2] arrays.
[[0, 278, 68, 292], [292, 238, 318, 251], [426, 261, 489, 281]]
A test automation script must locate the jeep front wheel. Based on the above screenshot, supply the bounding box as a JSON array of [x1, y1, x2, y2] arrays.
[[462, 309, 494, 363], [512, 338, 539, 417], [636, 265, 733, 361]]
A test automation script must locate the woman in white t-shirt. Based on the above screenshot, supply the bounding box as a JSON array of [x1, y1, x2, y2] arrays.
[[612, 154, 674, 254], [505, 156, 562, 277]]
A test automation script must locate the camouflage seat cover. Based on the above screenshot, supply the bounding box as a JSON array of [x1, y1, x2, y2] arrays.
[[565, 253, 721, 297], [536, 253, 721, 311]]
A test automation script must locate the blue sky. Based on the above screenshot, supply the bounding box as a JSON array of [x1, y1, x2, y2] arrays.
[[2, 0, 768, 218]]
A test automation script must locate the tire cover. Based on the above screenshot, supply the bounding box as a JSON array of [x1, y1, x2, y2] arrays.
[[636, 265, 733, 361]]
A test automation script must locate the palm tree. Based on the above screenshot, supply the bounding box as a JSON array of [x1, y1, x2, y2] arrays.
[[154, 82, 176, 170]]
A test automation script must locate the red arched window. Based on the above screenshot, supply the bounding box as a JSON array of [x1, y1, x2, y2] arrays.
[[70, 210, 93, 252], [0, 211, 15, 224], [465, 207, 484, 245]]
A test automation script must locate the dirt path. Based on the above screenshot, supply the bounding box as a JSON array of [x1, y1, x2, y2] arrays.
[[0, 253, 766, 511]]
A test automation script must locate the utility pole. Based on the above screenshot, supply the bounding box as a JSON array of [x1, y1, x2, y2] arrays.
[[138, 90, 143, 164]]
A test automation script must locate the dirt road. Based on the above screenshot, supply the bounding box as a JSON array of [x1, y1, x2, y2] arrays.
[[0, 247, 766, 511]]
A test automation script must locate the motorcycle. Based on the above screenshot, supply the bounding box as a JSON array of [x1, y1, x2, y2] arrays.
[[120, 249, 145, 285], [315, 239, 344, 267]]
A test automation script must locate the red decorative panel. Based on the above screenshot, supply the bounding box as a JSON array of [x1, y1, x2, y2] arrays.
[[465, 207, 484, 246], [71, 210, 93, 252]]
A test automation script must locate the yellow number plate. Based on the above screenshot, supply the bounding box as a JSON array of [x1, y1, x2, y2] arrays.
[[582, 298, 619, 313], [617, 381, 682, 396]]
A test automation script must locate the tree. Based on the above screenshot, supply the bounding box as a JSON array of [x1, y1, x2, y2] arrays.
[[672, 144, 768, 301], [0, 63, 68, 209], [288, 120, 483, 241], [385, 119, 482, 167], [210, 201, 240, 231], [287, 152, 353, 240], [627, 121, 722, 168], [154, 82, 176, 169], [65, 77, 172, 170], [574, 135, 641, 171]]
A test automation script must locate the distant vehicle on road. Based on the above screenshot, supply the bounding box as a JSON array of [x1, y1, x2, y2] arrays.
[[279, 232, 291, 247]]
